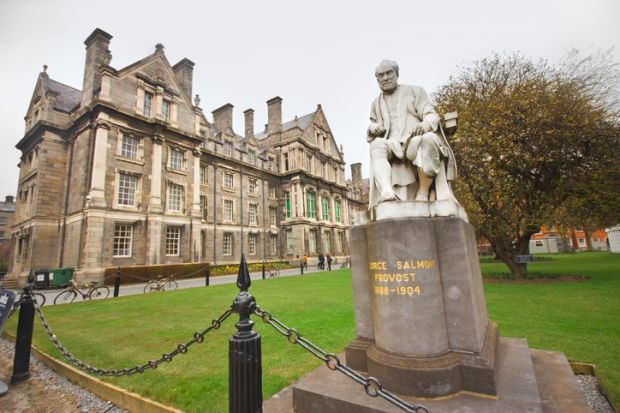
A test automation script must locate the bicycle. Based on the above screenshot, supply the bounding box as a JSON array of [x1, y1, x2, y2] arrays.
[[143, 274, 178, 293], [268, 265, 280, 278], [54, 280, 110, 305], [1, 284, 46, 314]]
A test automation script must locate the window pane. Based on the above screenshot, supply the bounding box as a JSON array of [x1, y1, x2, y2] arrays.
[[118, 174, 137, 206], [306, 192, 316, 219], [249, 204, 257, 224], [224, 200, 233, 221], [224, 173, 234, 189], [167, 183, 183, 211], [200, 195, 208, 220], [249, 179, 257, 193], [113, 224, 133, 257], [170, 149, 183, 170], [248, 234, 257, 255], [285, 192, 291, 218], [321, 196, 329, 221], [270, 235, 277, 255], [162, 100, 170, 122], [165, 227, 180, 256], [120, 136, 139, 159], [223, 233, 233, 255], [144, 92, 153, 116]]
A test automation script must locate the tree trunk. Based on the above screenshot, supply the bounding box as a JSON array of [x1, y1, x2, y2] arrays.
[[487, 234, 532, 279]]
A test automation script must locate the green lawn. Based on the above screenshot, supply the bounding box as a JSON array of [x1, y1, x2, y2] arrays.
[[6, 252, 619, 412]]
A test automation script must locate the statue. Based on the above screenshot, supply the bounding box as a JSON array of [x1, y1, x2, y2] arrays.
[[367, 59, 458, 211]]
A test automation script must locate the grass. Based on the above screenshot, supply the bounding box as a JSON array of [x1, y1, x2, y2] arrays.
[[5, 252, 620, 412]]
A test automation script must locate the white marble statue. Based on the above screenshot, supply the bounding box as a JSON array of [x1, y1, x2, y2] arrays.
[[367, 60, 458, 212]]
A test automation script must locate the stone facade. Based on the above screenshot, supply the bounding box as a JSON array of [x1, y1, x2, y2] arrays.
[[8, 28, 353, 285], [0, 196, 16, 271]]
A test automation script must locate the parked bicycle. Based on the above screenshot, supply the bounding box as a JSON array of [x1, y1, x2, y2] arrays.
[[143, 274, 178, 293], [54, 280, 110, 305], [268, 265, 280, 278], [0, 284, 46, 311]]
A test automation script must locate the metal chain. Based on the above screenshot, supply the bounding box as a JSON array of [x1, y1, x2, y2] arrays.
[[35, 303, 233, 376], [7, 300, 20, 319], [254, 306, 430, 413]]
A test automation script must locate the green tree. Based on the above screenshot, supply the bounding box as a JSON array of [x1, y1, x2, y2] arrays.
[[434, 52, 619, 277]]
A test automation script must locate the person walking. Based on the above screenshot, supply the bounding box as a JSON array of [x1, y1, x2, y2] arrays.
[[318, 253, 325, 270], [326, 254, 333, 271]]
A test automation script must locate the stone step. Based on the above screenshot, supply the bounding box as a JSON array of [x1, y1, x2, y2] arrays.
[[266, 337, 595, 413], [0, 275, 21, 289]]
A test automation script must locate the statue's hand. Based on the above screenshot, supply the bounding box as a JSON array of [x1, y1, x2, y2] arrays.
[[413, 122, 432, 136], [368, 123, 386, 137]]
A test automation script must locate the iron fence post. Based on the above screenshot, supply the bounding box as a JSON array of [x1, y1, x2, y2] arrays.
[[113, 267, 121, 297], [229, 254, 262, 413], [300, 261, 304, 275], [205, 264, 210, 286], [11, 274, 35, 384], [261, 262, 265, 280]]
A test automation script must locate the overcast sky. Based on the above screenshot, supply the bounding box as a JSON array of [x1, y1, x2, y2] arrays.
[[0, 0, 618, 198]]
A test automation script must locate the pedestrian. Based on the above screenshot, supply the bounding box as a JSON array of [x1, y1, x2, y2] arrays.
[[318, 253, 325, 270], [302, 254, 308, 269], [327, 254, 333, 271]]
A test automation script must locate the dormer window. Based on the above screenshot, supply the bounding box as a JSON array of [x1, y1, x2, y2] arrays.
[[224, 142, 233, 157], [144, 92, 153, 117]]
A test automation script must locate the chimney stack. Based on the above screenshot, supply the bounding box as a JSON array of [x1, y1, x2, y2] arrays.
[[5, 195, 14, 203], [212, 103, 234, 133], [244, 109, 254, 139], [172, 58, 195, 100], [266, 96, 282, 134], [351, 163, 362, 185], [81, 28, 113, 107]]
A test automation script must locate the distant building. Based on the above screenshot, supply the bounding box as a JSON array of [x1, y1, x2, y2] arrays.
[[0, 195, 16, 269], [606, 226, 620, 253], [7, 28, 353, 286]]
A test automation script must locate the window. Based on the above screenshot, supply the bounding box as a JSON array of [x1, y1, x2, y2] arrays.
[[167, 182, 183, 211], [118, 173, 138, 206], [162, 99, 170, 122], [169, 149, 184, 170], [333, 167, 337, 182], [308, 230, 317, 253], [286, 230, 294, 254], [269, 184, 276, 198], [306, 192, 316, 219], [321, 196, 329, 221], [223, 233, 233, 256], [306, 154, 312, 172], [578, 238, 586, 247], [249, 179, 257, 194], [224, 142, 233, 157], [0, 217, 6, 226], [323, 232, 331, 253], [535, 240, 544, 247], [200, 195, 208, 220], [322, 162, 327, 178], [270, 235, 277, 255], [334, 199, 342, 223], [268, 157, 274, 171], [248, 234, 257, 255], [120, 135, 139, 159], [593, 237, 600, 242], [200, 165, 207, 184], [269, 207, 277, 226], [283, 153, 289, 171], [338, 232, 346, 253], [165, 227, 181, 256], [143, 92, 153, 116], [224, 199, 234, 221], [249, 204, 257, 225], [113, 224, 133, 257], [248, 151, 255, 165], [223, 172, 234, 190], [0, 232, 4, 240], [284, 191, 292, 218]]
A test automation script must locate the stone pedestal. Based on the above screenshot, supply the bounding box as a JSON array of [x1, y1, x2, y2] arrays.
[[347, 216, 496, 397]]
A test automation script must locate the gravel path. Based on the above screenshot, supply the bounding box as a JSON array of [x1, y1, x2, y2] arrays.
[[0, 338, 126, 413], [576, 374, 614, 413]]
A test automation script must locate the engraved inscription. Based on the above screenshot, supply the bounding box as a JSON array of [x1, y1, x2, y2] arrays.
[[369, 259, 436, 297]]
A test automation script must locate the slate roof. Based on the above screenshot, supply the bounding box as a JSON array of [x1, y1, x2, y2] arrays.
[[43, 76, 82, 113], [255, 111, 315, 139]]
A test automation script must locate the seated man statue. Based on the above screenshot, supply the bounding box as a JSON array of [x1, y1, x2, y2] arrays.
[[367, 59, 458, 210]]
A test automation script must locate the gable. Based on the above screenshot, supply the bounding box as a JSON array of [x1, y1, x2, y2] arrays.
[[300, 108, 343, 163]]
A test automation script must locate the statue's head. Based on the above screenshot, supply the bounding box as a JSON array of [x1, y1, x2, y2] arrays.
[[375, 60, 399, 93]]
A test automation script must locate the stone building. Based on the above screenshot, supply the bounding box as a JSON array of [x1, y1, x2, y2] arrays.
[[0, 196, 16, 270], [7, 28, 352, 285]]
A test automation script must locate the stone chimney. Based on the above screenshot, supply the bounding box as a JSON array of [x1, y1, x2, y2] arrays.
[[244, 109, 254, 139], [172, 58, 195, 100], [266, 96, 282, 134], [212, 103, 234, 133], [351, 163, 362, 185], [5, 195, 14, 203], [81, 28, 113, 107]]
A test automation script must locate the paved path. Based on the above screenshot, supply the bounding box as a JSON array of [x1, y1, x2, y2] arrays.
[[32, 266, 331, 306]]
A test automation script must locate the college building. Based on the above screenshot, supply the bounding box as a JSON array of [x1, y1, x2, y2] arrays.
[[6, 28, 362, 285]]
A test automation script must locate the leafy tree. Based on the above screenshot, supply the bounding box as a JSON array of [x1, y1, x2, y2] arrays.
[[434, 52, 619, 277]]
